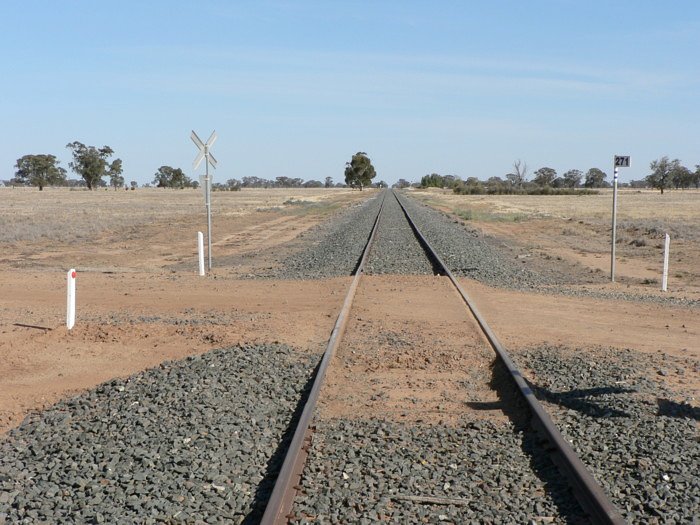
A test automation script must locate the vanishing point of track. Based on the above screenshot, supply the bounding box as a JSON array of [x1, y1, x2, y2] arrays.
[[261, 190, 626, 524]]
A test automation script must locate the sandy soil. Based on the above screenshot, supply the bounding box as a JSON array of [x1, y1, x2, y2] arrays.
[[459, 279, 699, 398], [0, 272, 351, 433], [1, 187, 697, 435]]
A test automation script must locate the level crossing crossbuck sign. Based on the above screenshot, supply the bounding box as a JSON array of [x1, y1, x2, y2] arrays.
[[191, 130, 218, 170]]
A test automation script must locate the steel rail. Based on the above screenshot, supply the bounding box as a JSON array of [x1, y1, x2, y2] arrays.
[[260, 191, 388, 525], [392, 191, 626, 525]]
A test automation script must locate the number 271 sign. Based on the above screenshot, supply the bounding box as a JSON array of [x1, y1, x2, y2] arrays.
[[614, 156, 630, 167]]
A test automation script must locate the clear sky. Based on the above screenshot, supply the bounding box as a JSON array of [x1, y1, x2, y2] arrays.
[[1, 1, 699, 186]]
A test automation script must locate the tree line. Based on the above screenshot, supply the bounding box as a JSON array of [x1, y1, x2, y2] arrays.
[[13, 143, 125, 191], [8, 147, 384, 191], [642, 156, 700, 194], [418, 157, 700, 195], [17, 147, 693, 194], [9, 142, 200, 191], [217, 175, 342, 190]]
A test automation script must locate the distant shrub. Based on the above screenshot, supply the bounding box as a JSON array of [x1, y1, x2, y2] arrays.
[[452, 182, 598, 196]]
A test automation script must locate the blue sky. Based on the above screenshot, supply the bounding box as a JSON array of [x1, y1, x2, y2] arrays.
[[1, 1, 699, 186]]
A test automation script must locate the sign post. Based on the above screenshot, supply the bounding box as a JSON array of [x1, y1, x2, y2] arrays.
[[198, 231, 205, 276], [191, 130, 218, 270], [66, 269, 76, 330], [662, 233, 670, 292], [611, 155, 630, 282]]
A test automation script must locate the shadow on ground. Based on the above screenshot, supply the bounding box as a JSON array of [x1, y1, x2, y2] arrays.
[[242, 360, 318, 524], [468, 359, 590, 523]]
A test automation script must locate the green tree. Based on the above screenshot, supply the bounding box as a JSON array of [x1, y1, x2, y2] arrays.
[[584, 168, 607, 188], [14, 154, 66, 190], [153, 166, 193, 188], [670, 163, 693, 189], [532, 167, 557, 187], [393, 178, 411, 189], [275, 176, 292, 187], [344, 152, 376, 190], [109, 159, 124, 189], [646, 156, 678, 194], [66, 142, 121, 190], [562, 169, 582, 188], [421, 173, 443, 188], [551, 177, 565, 188], [324, 176, 334, 188]]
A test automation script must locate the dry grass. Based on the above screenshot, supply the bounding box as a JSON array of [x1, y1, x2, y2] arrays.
[[0, 187, 359, 244]]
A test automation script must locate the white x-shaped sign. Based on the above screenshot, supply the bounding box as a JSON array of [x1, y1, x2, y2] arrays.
[[191, 130, 218, 170]]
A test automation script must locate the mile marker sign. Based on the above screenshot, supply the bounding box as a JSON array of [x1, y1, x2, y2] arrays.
[[614, 156, 630, 168], [610, 154, 630, 282]]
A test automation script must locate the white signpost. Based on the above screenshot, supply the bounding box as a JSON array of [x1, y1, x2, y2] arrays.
[[66, 269, 76, 330], [197, 231, 205, 276], [662, 233, 670, 292], [610, 155, 630, 282], [191, 130, 217, 270]]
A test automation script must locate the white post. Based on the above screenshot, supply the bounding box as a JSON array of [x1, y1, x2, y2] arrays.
[[66, 269, 76, 330], [205, 167, 212, 270], [662, 233, 670, 292], [198, 231, 205, 276], [610, 166, 619, 282]]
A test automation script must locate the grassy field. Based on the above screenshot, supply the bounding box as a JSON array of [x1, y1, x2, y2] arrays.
[[0, 187, 360, 244], [2, 186, 698, 288], [0, 187, 373, 273]]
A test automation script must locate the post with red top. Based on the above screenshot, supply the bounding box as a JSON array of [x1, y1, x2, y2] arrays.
[[198, 231, 205, 276], [67, 269, 76, 330]]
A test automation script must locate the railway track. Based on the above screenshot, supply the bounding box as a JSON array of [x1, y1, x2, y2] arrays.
[[4, 189, 694, 522], [261, 190, 625, 524]]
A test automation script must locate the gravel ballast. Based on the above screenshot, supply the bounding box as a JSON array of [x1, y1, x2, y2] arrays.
[[246, 188, 699, 309], [365, 193, 436, 275], [397, 192, 700, 307], [268, 190, 699, 308], [0, 344, 317, 524], [269, 194, 382, 279], [272, 190, 583, 289], [292, 418, 586, 524], [516, 346, 700, 523], [395, 192, 587, 290]]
